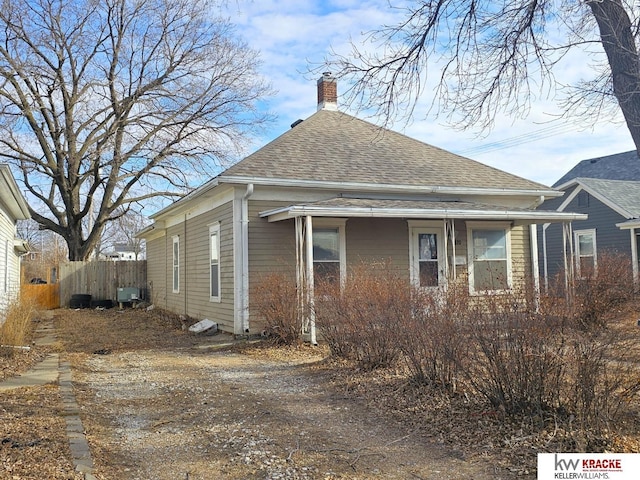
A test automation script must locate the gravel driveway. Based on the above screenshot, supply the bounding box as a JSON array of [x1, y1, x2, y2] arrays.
[[70, 346, 499, 480]]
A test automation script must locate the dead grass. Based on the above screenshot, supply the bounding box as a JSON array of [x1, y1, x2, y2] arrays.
[[1, 297, 38, 356], [2, 305, 639, 479], [54, 307, 210, 353], [0, 385, 83, 480]]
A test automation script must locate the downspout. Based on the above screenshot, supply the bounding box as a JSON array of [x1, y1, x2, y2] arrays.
[[184, 214, 188, 316], [241, 184, 254, 333]]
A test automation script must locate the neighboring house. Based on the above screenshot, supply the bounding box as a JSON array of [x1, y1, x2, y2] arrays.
[[0, 164, 30, 314], [104, 244, 139, 261], [537, 150, 640, 284], [139, 73, 585, 337]]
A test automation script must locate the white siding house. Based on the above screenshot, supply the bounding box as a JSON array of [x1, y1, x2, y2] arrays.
[[0, 164, 30, 316]]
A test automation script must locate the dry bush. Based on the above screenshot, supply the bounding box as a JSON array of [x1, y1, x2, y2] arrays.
[[1, 296, 37, 356], [542, 251, 638, 332], [397, 284, 470, 392], [560, 323, 640, 449], [463, 295, 567, 417], [573, 253, 637, 331], [252, 271, 302, 345], [315, 262, 404, 370]]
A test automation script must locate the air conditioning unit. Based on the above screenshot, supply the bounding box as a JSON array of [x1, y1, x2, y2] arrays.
[[117, 287, 140, 303]]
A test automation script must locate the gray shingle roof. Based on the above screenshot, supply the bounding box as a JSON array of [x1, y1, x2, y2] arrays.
[[576, 177, 640, 218], [553, 150, 640, 187], [222, 109, 551, 192]]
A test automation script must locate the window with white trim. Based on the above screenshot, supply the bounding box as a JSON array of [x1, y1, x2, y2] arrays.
[[312, 220, 346, 286], [3, 239, 8, 294], [172, 235, 180, 293], [408, 221, 446, 289], [467, 222, 512, 293], [209, 224, 220, 301], [575, 229, 597, 277]]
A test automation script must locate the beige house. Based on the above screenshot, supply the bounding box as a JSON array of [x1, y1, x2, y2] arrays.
[[139, 74, 586, 337]]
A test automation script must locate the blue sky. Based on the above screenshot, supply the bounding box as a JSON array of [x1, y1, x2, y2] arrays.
[[221, 1, 636, 187]]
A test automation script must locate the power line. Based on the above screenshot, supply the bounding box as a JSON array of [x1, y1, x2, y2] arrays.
[[457, 123, 582, 156]]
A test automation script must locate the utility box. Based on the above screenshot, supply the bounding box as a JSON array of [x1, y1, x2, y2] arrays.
[[117, 287, 140, 303]]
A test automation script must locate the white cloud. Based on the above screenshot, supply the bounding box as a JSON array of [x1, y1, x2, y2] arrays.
[[223, 1, 637, 187]]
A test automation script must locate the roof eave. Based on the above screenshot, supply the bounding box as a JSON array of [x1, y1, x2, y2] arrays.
[[260, 205, 587, 223], [616, 219, 640, 229], [220, 175, 561, 197], [149, 179, 220, 220], [0, 165, 30, 220]]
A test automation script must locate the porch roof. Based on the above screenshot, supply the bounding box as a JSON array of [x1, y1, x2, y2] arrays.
[[260, 198, 588, 223]]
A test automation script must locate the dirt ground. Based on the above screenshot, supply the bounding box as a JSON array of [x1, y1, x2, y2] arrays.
[[2, 307, 639, 479]]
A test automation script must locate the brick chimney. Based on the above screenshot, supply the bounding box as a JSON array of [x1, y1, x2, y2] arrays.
[[317, 72, 337, 111]]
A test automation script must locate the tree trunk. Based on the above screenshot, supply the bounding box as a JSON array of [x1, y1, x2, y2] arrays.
[[589, 0, 640, 155]]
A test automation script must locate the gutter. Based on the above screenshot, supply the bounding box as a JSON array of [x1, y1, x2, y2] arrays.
[[219, 175, 562, 198], [260, 205, 588, 223]]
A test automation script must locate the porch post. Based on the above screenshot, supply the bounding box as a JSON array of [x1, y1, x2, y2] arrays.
[[562, 222, 574, 303], [445, 219, 456, 281], [542, 223, 549, 292], [442, 219, 450, 282], [295, 216, 305, 334], [630, 228, 638, 284], [305, 215, 317, 345], [529, 224, 540, 311]]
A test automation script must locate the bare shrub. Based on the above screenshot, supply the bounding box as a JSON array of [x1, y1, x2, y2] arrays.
[[397, 284, 470, 393], [560, 323, 640, 450], [574, 252, 637, 331], [463, 295, 567, 417], [315, 262, 405, 370], [0, 296, 37, 357], [252, 271, 302, 345], [542, 251, 637, 332]]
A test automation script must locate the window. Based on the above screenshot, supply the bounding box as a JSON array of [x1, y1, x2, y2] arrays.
[[312, 220, 346, 286], [575, 229, 597, 277], [408, 222, 445, 289], [467, 223, 511, 293], [3, 239, 8, 294], [172, 236, 179, 293], [209, 224, 220, 301], [418, 233, 439, 287]]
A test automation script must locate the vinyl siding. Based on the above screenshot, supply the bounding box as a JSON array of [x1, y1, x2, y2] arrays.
[[345, 218, 408, 274], [149, 201, 235, 332], [146, 235, 167, 306], [539, 187, 630, 279], [248, 201, 297, 274], [510, 224, 532, 291], [0, 208, 20, 314], [182, 202, 235, 331]]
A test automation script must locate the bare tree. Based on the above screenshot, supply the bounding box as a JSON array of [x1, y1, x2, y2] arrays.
[[0, 0, 272, 260], [323, 1, 640, 155]]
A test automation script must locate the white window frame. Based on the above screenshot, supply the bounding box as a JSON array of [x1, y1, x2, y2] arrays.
[[209, 223, 221, 302], [312, 218, 346, 287], [3, 239, 8, 294], [172, 235, 180, 293], [408, 220, 446, 290], [574, 229, 597, 278], [466, 221, 512, 295]]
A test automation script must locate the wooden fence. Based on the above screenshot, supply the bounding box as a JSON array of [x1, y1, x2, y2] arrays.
[[22, 283, 60, 310], [59, 260, 147, 307]]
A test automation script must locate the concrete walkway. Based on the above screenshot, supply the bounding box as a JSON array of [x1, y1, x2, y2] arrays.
[[0, 313, 97, 480]]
